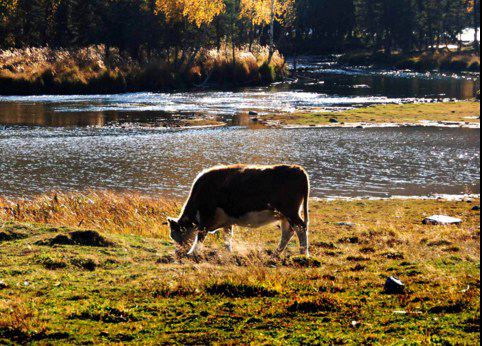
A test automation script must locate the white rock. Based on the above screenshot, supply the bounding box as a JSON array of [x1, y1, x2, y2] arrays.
[[423, 215, 462, 225]]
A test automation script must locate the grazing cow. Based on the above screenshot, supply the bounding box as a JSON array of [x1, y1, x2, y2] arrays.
[[168, 164, 310, 256]]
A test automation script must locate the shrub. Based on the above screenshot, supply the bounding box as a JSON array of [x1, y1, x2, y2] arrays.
[[0, 45, 286, 94], [259, 62, 276, 84], [469, 60, 480, 72]]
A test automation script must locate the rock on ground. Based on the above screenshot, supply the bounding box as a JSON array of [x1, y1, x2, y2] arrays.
[[422, 215, 462, 225]]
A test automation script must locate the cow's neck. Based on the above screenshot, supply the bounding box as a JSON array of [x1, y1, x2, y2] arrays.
[[179, 197, 198, 222]]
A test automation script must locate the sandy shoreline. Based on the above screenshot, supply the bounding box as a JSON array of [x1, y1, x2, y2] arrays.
[[313, 193, 480, 203], [266, 120, 481, 129], [92, 119, 480, 131]]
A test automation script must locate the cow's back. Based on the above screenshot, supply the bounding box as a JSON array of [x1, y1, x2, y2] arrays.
[[190, 164, 308, 219]]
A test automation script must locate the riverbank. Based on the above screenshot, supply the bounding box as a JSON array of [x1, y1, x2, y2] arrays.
[[262, 101, 480, 128], [0, 46, 286, 95], [340, 50, 480, 72], [0, 191, 479, 343]]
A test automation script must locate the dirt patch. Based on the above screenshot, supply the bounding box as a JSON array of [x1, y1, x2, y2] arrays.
[[312, 241, 337, 249], [289, 256, 322, 268], [205, 282, 278, 298], [351, 264, 366, 272], [443, 246, 461, 253], [406, 269, 422, 277], [347, 256, 370, 262], [462, 317, 480, 333], [0, 328, 69, 343], [178, 249, 271, 267], [0, 230, 27, 243], [38, 230, 113, 247], [319, 285, 345, 293], [37, 257, 67, 270], [427, 240, 453, 247], [381, 252, 405, 260], [324, 251, 343, 257], [156, 254, 177, 264], [70, 307, 138, 324], [338, 237, 360, 244], [287, 297, 340, 313], [360, 247, 376, 254], [428, 301, 467, 314], [71, 258, 98, 271]]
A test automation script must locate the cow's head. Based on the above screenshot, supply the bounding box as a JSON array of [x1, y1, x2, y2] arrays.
[[167, 216, 199, 253]]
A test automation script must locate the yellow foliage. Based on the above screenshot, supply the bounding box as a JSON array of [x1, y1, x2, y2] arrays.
[[155, 0, 225, 27], [0, 0, 18, 20], [240, 0, 295, 27]]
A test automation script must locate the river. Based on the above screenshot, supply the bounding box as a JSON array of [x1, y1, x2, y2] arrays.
[[0, 57, 479, 199]]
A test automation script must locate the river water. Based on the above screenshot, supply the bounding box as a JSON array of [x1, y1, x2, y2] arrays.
[[0, 57, 479, 199], [0, 126, 479, 199]]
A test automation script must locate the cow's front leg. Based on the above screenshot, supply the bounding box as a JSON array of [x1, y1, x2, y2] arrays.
[[274, 219, 295, 256], [294, 224, 310, 257], [186, 231, 200, 256], [223, 226, 234, 252]]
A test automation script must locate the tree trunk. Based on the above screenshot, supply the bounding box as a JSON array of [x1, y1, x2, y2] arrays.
[[249, 23, 254, 52], [474, 0, 480, 53], [267, 0, 275, 65], [104, 43, 110, 67], [185, 46, 201, 71]]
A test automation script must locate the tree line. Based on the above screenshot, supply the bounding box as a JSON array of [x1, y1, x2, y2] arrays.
[[0, 0, 480, 60]]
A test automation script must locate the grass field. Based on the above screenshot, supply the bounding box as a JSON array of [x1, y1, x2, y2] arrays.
[[265, 101, 481, 127], [0, 192, 479, 344]]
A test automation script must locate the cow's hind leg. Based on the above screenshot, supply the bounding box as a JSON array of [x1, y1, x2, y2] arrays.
[[289, 215, 309, 257], [275, 219, 295, 256], [223, 226, 234, 252]]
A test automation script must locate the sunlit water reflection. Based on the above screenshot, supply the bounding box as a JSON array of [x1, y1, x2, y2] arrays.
[[0, 56, 478, 127], [0, 126, 479, 199]]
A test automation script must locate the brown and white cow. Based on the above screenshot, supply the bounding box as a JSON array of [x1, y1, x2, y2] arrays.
[[168, 164, 310, 256]]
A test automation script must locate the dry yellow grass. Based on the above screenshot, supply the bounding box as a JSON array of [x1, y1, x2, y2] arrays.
[[0, 191, 179, 238], [0, 45, 286, 94], [1, 191, 479, 261]]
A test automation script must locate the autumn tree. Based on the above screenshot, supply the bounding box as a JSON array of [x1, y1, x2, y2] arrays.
[[240, 0, 295, 62], [0, 0, 18, 47]]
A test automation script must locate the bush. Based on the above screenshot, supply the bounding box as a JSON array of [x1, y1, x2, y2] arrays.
[[0, 45, 286, 94], [469, 60, 480, 72], [259, 62, 276, 84]]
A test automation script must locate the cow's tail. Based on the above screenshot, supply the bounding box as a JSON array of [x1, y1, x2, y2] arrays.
[[303, 172, 310, 227]]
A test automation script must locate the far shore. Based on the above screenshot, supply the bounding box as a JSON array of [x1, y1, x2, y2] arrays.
[[73, 101, 480, 130], [258, 101, 480, 129]]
